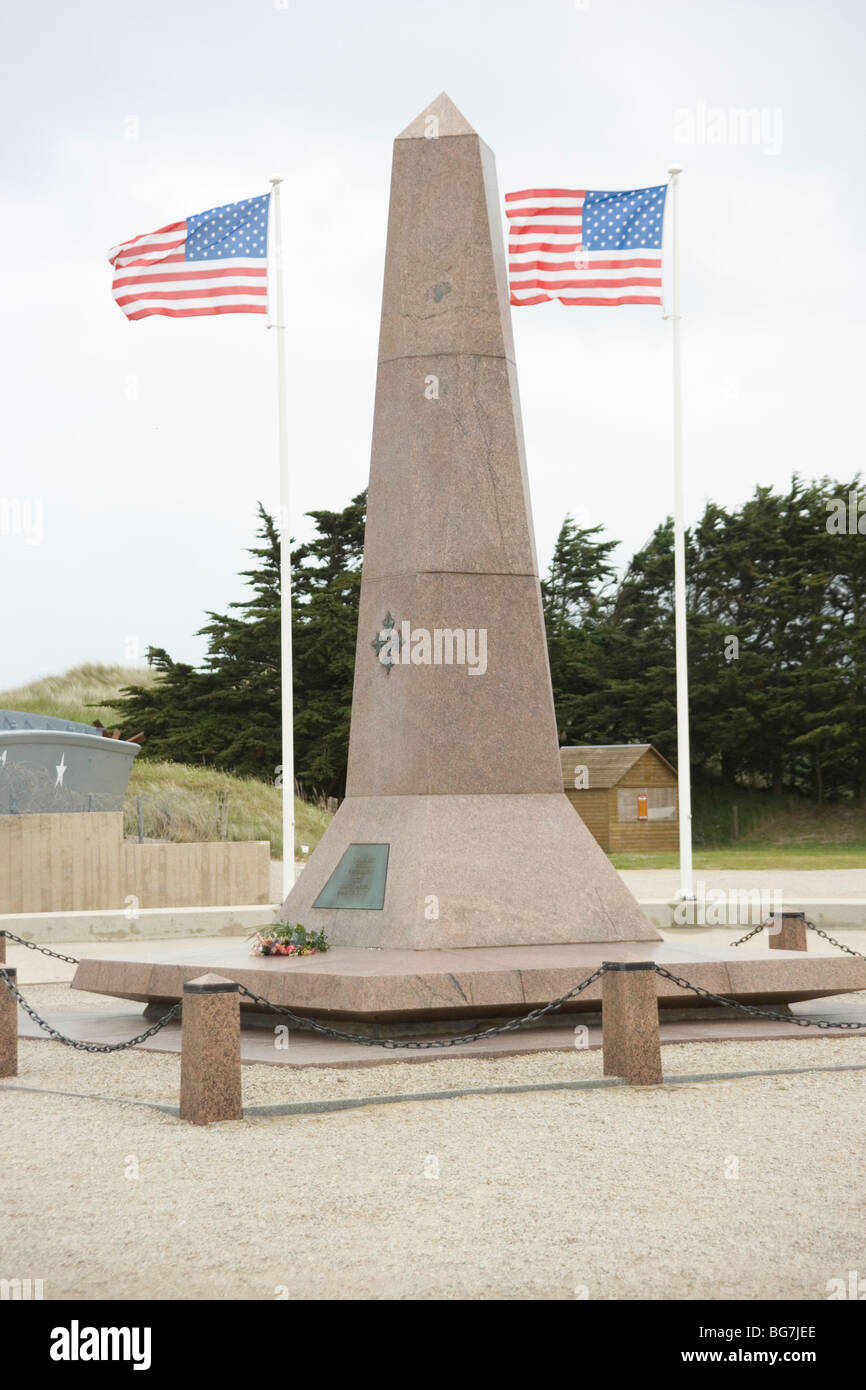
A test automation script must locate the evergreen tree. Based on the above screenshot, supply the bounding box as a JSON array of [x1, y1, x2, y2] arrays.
[[117, 493, 367, 792], [119, 475, 865, 807], [291, 491, 366, 794], [600, 520, 679, 756], [541, 517, 618, 743]]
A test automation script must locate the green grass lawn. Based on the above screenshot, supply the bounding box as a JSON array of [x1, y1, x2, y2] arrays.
[[610, 845, 866, 871], [610, 786, 866, 870]]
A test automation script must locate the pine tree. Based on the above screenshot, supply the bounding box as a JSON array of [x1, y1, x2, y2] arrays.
[[541, 517, 618, 743], [291, 491, 366, 793], [117, 493, 367, 791], [119, 476, 865, 806]]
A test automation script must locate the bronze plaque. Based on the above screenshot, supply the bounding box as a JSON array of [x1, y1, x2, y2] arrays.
[[313, 843, 390, 910]]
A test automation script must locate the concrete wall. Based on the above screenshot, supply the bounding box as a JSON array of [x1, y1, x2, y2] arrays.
[[0, 812, 270, 912]]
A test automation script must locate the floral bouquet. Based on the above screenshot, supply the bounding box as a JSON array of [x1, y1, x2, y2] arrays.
[[249, 922, 330, 958]]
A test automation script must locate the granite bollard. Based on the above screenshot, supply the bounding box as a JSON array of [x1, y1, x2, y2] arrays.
[[179, 973, 242, 1125], [602, 962, 662, 1086], [768, 912, 808, 952], [0, 966, 18, 1078]]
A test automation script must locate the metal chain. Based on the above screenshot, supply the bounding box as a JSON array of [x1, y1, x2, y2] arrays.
[[730, 915, 866, 965], [651, 963, 866, 1030], [0, 930, 80, 965], [236, 965, 610, 1049], [0, 968, 182, 1052], [804, 918, 866, 963], [4, 917, 864, 1053], [729, 922, 766, 948]]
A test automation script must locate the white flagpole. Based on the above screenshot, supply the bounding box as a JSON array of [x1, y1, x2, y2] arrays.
[[269, 175, 295, 902], [667, 165, 693, 901]]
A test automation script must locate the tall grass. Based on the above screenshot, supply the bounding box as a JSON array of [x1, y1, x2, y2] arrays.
[[693, 783, 866, 848], [0, 662, 156, 730], [125, 759, 331, 859]]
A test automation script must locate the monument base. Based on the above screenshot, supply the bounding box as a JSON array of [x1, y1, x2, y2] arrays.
[[72, 938, 866, 1026], [280, 793, 660, 949]]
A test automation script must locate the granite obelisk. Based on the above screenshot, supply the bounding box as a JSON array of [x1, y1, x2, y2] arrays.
[[282, 93, 658, 948]]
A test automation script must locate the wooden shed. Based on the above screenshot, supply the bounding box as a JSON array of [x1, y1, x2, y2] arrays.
[[560, 744, 679, 853]]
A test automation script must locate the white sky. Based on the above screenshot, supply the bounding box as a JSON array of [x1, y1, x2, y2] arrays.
[[1, 0, 863, 688]]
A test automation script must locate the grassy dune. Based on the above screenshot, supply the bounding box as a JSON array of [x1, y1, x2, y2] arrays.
[[1, 664, 331, 859], [125, 760, 330, 860], [0, 662, 156, 730]]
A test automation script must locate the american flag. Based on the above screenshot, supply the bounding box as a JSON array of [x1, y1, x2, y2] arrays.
[[506, 185, 667, 307], [108, 194, 270, 321]]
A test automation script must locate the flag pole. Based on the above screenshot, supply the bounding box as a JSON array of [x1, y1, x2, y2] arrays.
[[667, 165, 693, 901], [269, 175, 295, 901]]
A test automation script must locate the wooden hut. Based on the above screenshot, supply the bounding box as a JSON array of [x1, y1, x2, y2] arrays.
[[560, 744, 679, 853]]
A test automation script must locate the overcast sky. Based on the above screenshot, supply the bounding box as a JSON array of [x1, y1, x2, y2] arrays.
[[1, 0, 863, 689]]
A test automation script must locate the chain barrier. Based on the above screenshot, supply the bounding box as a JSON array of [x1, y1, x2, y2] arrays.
[[651, 963, 866, 1030], [0, 967, 182, 1052], [0, 930, 80, 966], [3, 923, 865, 1056], [729, 922, 766, 947], [236, 966, 610, 1049], [803, 918, 866, 963], [729, 916, 866, 963]]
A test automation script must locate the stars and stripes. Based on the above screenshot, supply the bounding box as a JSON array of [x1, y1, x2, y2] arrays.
[[108, 194, 270, 321], [506, 184, 667, 307]]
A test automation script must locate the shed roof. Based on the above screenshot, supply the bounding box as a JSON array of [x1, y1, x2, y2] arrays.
[[560, 744, 677, 788]]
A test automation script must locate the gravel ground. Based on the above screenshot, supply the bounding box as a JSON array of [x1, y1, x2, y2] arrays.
[[3, 1022, 866, 1300], [6, 938, 866, 1302]]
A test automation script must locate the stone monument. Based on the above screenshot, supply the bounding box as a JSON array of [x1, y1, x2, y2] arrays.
[[74, 95, 866, 1025], [280, 92, 657, 950]]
